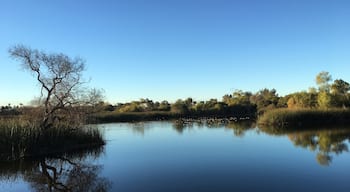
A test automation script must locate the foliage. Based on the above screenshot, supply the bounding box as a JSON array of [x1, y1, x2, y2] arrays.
[[171, 99, 191, 114], [158, 100, 171, 111], [222, 90, 252, 106], [89, 71, 350, 123], [115, 99, 171, 113], [331, 79, 350, 95], [0, 104, 22, 116], [316, 71, 332, 92], [317, 91, 333, 109], [250, 88, 279, 114], [286, 91, 318, 109], [4, 68, 350, 126]]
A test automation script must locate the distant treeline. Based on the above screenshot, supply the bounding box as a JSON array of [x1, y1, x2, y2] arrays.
[[3, 71, 350, 124], [0, 104, 23, 116], [99, 98, 257, 117], [91, 71, 350, 123]]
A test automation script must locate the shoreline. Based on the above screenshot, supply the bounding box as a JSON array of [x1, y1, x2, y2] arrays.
[[258, 108, 350, 127], [89, 111, 256, 124]]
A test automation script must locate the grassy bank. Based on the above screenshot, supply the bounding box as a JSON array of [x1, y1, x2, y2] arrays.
[[258, 108, 350, 127], [90, 111, 180, 123], [0, 117, 105, 161]]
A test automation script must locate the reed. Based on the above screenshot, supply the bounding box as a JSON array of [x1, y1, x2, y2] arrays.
[[90, 111, 180, 123], [258, 108, 350, 127], [0, 117, 105, 161]]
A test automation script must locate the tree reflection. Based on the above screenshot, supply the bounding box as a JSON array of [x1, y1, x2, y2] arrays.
[[316, 153, 332, 166], [225, 121, 256, 137], [131, 122, 150, 136], [261, 125, 350, 166], [172, 119, 256, 136], [172, 120, 195, 134], [288, 129, 349, 166], [0, 147, 111, 191]]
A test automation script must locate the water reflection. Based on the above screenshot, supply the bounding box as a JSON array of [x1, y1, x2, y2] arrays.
[[0, 147, 111, 191], [225, 121, 256, 137], [172, 119, 256, 136], [173, 120, 350, 166], [260, 126, 350, 166], [131, 122, 152, 136], [289, 129, 350, 166], [127, 119, 257, 136]]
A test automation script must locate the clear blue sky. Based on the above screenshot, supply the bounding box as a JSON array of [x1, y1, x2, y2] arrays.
[[1, 0, 350, 105]]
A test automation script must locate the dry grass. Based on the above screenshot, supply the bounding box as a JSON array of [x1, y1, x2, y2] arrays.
[[258, 108, 350, 127], [0, 117, 105, 161]]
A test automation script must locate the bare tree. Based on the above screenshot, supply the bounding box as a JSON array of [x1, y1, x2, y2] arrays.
[[27, 157, 111, 192], [9, 45, 103, 130]]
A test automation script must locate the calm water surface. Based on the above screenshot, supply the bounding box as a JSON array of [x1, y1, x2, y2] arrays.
[[1, 121, 350, 191]]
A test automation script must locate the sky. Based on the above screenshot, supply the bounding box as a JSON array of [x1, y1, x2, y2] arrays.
[[1, 0, 350, 105]]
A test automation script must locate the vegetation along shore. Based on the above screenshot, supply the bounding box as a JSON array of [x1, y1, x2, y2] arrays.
[[1, 45, 350, 160], [0, 45, 106, 161]]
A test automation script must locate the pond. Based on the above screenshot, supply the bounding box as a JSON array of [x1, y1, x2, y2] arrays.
[[1, 121, 350, 192]]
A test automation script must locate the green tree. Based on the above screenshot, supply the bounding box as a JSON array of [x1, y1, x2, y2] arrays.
[[184, 98, 194, 110], [118, 102, 142, 112], [287, 92, 318, 109], [330, 79, 350, 108], [204, 99, 220, 111], [158, 100, 171, 111], [171, 99, 190, 114], [139, 98, 155, 111], [317, 91, 333, 109], [250, 88, 279, 113], [193, 101, 205, 112], [331, 79, 350, 95], [224, 90, 252, 106], [316, 71, 332, 92]]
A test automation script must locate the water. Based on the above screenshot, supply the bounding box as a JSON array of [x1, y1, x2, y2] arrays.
[[1, 121, 350, 191]]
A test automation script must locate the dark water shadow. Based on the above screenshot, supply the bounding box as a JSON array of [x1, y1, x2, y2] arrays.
[[0, 146, 111, 191]]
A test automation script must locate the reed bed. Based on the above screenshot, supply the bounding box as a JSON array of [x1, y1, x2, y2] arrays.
[[90, 111, 180, 123], [258, 108, 350, 128], [0, 117, 105, 161]]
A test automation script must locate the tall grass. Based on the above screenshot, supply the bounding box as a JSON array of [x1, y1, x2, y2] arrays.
[[258, 108, 350, 127], [0, 117, 105, 161], [90, 111, 181, 123]]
